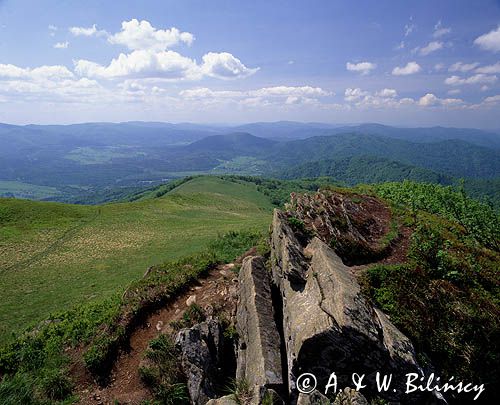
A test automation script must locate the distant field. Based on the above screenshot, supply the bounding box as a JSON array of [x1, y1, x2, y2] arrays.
[[212, 156, 272, 174], [65, 146, 146, 165], [0, 180, 61, 200], [0, 177, 273, 343]]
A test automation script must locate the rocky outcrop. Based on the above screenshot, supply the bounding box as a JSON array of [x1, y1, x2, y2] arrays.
[[270, 209, 425, 402], [175, 319, 226, 405], [182, 201, 440, 404], [236, 256, 284, 391], [236, 255, 285, 403], [289, 191, 392, 265]]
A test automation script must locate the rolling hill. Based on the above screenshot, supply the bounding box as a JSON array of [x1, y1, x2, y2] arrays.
[[0, 176, 273, 343], [186, 132, 277, 155]]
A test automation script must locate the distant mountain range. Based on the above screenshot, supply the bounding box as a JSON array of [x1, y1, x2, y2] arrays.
[[0, 121, 499, 204]]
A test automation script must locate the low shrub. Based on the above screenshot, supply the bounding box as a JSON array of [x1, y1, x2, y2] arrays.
[[140, 335, 188, 405], [38, 367, 73, 401], [363, 217, 500, 401]]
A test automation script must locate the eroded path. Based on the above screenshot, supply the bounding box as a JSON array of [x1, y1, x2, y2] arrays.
[[74, 261, 241, 405]]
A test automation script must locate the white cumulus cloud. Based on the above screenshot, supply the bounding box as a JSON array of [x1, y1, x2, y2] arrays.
[[71, 20, 257, 82], [375, 88, 398, 98], [419, 41, 443, 56], [483, 94, 500, 104], [418, 93, 463, 107], [344, 88, 369, 102], [0, 62, 106, 104], [108, 19, 194, 51], [69, 24, 107, 37], [474, 26, 500, 52], [0, 64, 74, 80], [179, 88, 244, 99], [48, 25, 57, 37], [74, 50, 258, 81], [344, 88, 416, 108], [445, 74, 497, 86], [178, 85, 331, 108], [74, 50, 199, 80], [392, 61, 421, 75], [200, 52, 259, 79], [476, 62, 500, 74], [346, 61, 377, 75], [249, 86, 330, 97]]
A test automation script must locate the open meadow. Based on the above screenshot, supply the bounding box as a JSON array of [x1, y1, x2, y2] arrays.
[[0, 177, 273, 343]]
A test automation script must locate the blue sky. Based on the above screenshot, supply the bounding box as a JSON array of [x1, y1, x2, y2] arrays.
[[0, 0, 500, 127]]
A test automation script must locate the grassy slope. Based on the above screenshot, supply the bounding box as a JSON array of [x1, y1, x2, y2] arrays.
[[0, 177, 273, 344], [0, 181, 62, 200]]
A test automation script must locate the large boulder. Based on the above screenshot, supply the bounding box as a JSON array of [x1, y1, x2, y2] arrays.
[[270, 210, 426, 402], [175, 319, 225, 405], [236, 255, 285, 402], [205, 395, 238, 405]]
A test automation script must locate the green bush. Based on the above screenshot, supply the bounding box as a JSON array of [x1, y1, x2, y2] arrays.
[[208, 230, 262, 263], [140, 335, 189, 405], [225, 378, 252, 405], [38, 367, 73, 401], [375, 181, 500, 250], [363, 216, 500, 397]]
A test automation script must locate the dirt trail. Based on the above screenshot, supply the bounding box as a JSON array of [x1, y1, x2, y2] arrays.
[[74, 262, 240, 405]]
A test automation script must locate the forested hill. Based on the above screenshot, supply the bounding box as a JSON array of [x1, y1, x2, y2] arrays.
[[278, 155, 453, 185], [268, 133, 500, 179]]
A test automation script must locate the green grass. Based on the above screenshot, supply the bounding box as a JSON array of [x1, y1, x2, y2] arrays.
[[0, 181, 61, 200], [0, 230, 260, 403], [0, 176, 273, 344]]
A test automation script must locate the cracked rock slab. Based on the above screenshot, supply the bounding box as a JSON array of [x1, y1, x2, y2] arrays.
[[175, 319, 225, 405], [236, 255, 284, 391]]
